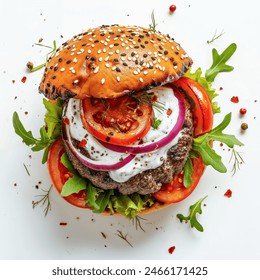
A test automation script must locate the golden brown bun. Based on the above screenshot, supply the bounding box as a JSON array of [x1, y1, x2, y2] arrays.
[[39, 25, 192, 99]]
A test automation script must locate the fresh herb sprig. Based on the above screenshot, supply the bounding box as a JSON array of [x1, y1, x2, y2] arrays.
[[205, 43, 237, 82], [13, 99, 63, 163], [116, 230, 133, 247], [192, 113, 243, 172], [149, 10, 157, 32], [30, 40, 57, 72], [177, 196, 207, 232], [207, 30, 225, 44], [32, 185, 53, 217], [230, 148, 245, 176]]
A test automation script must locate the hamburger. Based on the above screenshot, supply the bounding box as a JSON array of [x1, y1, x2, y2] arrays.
[[14, 24, 240, 218]]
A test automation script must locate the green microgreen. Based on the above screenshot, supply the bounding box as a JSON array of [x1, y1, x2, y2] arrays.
[[207, 29, 225, 44], [177, 196, 207, 232], [29, 40, 57, 72]]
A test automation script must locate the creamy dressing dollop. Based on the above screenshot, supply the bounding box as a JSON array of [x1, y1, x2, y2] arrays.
[[64, 86, 183, 183]]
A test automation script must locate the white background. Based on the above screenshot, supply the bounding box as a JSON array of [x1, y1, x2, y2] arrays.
[[0, 0, 260, 260]]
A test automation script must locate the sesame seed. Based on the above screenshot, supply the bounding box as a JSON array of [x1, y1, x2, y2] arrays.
[[143, 71, 148, 75], [70, 52, 75, 56], [71, 69, 76, 74], [101, 78, 105, 84], [133, 70, 138, 75], [87, 50, 92, 54], [73, 79, 79, 84], [73, 57, 78, 63], [60, 68, 65, 72], [109, 44, 114, 48], [115, 49, 120, 54], [105, 63, 110, 68], [139, 77, 143, 82], [104, 56, 110, 61], [116, 76, 120, 82], [103, 48, 107, 53], [93, 66, 99, 73], [99, 57, 103, 62], [97, 49, 102, 54]]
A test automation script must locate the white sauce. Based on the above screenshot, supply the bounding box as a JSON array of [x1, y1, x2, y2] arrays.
[[64, 86, 182, 183]]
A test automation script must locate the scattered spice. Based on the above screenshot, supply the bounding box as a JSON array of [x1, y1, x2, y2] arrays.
[[59, 222, 68, 226], [219, 87, 223, 90], [38, 38, 43, 43], [23, 163, 30, 176], [230, 96, 239, 103], [101, 232, 106, 239], [24, 111, 28, 115], [168, 246, 176, 254], [79, 139, 87, 148], [21, 76, 27, 83], [167, 108, 173, 116], [63, 118, 70, 125], [169, 5, 177, 13], [26, 61, 34, 70], [224, 189, 232, 198], [239, 108, 247, 115], [241, 123, 248, 130], [12, 80, 15, 84]]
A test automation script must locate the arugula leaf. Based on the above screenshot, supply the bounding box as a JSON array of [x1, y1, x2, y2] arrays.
[[192, 113, 243, 172], [13, 112, 38, 146], [13, 98, 63, 163], [177, 196, 207, 232], [61, 153, 77, 174], [61, 175, 87, 197], [183, 158, 193, 188], [205, 43, 237, 82]]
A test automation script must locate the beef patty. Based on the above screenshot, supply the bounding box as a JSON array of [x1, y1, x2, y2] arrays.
[[62, 98, 193, 195]]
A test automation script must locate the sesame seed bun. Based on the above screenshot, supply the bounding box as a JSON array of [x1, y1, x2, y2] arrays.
[[39, 25, 192, 100]]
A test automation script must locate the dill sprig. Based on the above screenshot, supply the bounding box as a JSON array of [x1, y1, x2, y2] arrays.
[[32, 185, 53, 216], [207, 30, 225, 44], [133, 92, 166, 114], [29, 40, 57, 72], [132, 215, 146, 232], [229, 148, 245, 176], [149, 9, 157, 32], [116, 230, 133, 247]]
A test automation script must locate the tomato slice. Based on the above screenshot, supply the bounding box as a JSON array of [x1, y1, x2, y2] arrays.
[[153, 156, 205, 203], [81, 95, 153, 146], [153, 78, 213, 203], [172, 77, 213, 136], [47, 137, 88, 208]]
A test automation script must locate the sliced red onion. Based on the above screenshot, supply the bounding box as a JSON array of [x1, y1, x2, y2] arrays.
[[62, 115, 135, 171], [99, 91, 186, 154]]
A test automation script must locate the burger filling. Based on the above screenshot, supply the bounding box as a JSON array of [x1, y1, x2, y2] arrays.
[[62, 86, 193, 195]]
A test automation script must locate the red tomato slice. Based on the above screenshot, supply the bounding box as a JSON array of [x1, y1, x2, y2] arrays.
[[81, 95, 153, 146], [153, 78, 213, 203], [153, 156, 205, 203], [47, 137, 89, 208], [173, 77, 213, 136]]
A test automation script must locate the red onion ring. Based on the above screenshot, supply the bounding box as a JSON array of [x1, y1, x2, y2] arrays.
[[99, 91, 186, 154], [62, 110, 135, 171]]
